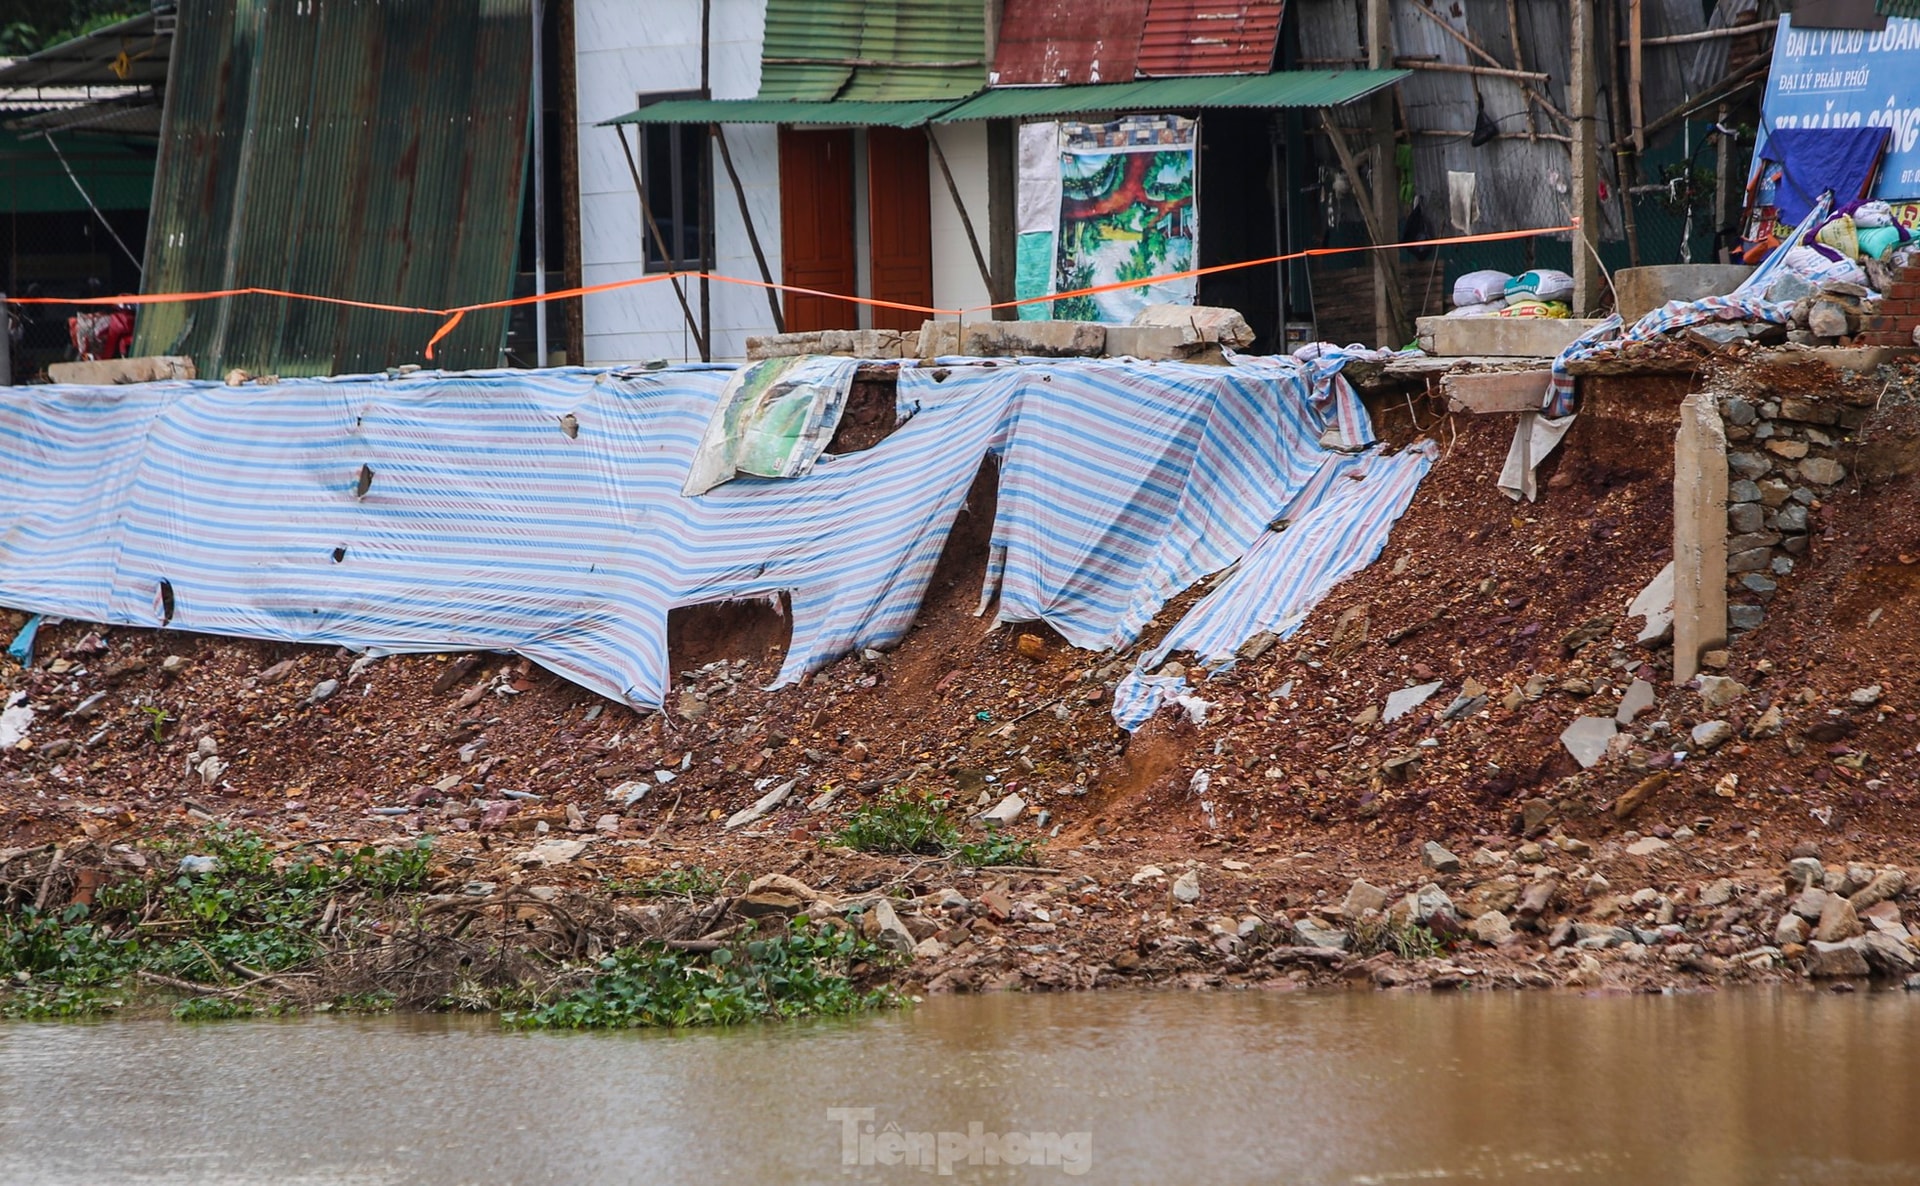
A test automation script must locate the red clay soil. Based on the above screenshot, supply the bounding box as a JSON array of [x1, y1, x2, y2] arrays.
[[8, 363, 1920, 994]]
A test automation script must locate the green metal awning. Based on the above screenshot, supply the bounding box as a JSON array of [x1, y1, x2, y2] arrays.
[[930, 70, 1411, 121], [1877, 0, 1919, 16], [602, 99, 962, 129]]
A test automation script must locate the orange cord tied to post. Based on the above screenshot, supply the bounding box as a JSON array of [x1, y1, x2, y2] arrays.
[[3, 224, 1579, 363]]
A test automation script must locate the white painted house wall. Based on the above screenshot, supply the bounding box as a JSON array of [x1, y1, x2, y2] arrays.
[[928, 123, 993, 327], [573, 1, 1002, 362], [572, 0, 776, 364]]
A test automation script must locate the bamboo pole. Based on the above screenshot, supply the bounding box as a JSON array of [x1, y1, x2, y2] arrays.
[[614, 123, 708, 359], [1317, 112, 1409, 345], [710, 123, 785, 333], [924, 125, 999, 306], [1629, 0, 1645, 153], [1623, 21, 1773, 48]]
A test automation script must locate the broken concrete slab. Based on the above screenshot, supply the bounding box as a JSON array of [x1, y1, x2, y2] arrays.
[[1418, 316, 1608, 359], [724, 779, 796, 830], [1628, 561, 1675, 645], [1441, 369, 1551, 414], [1616, 679, 1655, 725], [1560, 716, 1618, 768], [1131, 304, 1255, 348], [962, 320, 1106, 358], [1382, 681, 1444, 723], [1103, 324, 1213, 362]]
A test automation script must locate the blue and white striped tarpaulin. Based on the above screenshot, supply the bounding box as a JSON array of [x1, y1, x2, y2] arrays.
[[1110, 440, 1436, 731], [1, 355, 1390, 714]]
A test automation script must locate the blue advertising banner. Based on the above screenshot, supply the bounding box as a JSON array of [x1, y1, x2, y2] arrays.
[[1759, 15, 1920, 198]]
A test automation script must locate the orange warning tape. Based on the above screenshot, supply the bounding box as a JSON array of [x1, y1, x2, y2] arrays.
[[3, 224, 1581, 361]]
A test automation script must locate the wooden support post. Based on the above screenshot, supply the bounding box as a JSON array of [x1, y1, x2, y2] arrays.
[[1628, 0, 1645, 152], [1569, 0, 1602, 316], [1366, 0, 1405, 348], [711, 124, 784, 333], [615, 123, 708, 359], [1319, 112, 1409, 345], [986, 119, 1018, 321]]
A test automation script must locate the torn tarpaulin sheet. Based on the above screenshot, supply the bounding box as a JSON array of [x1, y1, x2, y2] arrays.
[[2, 356, 1371, 711], [682, 354, 859, 496], [1112, 440, 1436, 730]]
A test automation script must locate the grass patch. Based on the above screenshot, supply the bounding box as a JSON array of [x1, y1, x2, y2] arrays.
[[506, 919, 899, 1029], [604, 866, 733, 900], [831, 791, 1041, 867]]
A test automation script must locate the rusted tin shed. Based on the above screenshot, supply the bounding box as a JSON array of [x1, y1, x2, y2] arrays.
[[132, 0, 533, 376]]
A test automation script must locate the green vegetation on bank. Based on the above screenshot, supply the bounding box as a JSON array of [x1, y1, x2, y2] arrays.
[[506, 919, 899, 1029], [1, 826, 430, 1020], [832, 790, 1041, 867]]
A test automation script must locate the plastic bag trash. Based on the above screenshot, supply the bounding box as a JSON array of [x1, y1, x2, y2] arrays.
[[6, 614, 46, 666], [177, 855, 219, 875]]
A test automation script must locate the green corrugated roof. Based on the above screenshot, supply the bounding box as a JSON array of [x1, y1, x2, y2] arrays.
[[1877, 0, 1919, 16], [758, 0, 985, 102], [133, 0, 532, 376], [604, 99, 960, 128], [931, 70, 1410, 121]]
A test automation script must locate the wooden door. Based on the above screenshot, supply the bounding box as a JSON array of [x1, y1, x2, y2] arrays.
[[778, 128, 858, 332], [865, 128, 934, 332]]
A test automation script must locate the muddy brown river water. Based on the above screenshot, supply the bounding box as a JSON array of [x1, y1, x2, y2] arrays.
[[1, 988, 1917, 1184]]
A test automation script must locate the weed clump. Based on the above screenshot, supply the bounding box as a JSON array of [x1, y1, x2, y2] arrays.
[[506, 919, 899, 1029], [831, 790, 1040, 867]]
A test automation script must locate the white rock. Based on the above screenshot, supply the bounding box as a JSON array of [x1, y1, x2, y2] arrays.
[[981, 793, 1026, 825], [1626, 837, 1670, 857], [723, 780, 795, 830], [1131, 865, 1167, 885], [1383, 681, 1445, 723], [1560, 716, 1617, 768], [1171, 870, 1202, 904], [1690, 720, 1735, 750], [518, 838, 587, 867], [1616, 679, 1656, 725], [1471, 911, 1514, 945], [1628, 562, 1676, 643]]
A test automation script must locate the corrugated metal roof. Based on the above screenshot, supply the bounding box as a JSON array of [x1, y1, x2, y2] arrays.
[[931, 69, 1408, 120], [758, 0, 985, 102], [1137, 0, 1284, 76], [133, 0, 532, 377], [990, 0, 1148, 86], [1878, 0, 1920, 16], [0, 10, 173, 88], [604, 98, 957, 128]]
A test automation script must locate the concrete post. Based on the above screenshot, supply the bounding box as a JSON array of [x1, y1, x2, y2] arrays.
[[1366, 0, 1404, 346], [1568, 0, 1602, 316], [1672, 393, 1727, 683]]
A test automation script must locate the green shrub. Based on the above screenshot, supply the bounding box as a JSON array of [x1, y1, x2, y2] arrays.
[[832, 790, 961, 856]]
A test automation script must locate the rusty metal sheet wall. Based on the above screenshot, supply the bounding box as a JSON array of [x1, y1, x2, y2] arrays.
[[134, 0, 532, 376], [990, 0, 1149, 86], [1137, 0, 1284, 76]]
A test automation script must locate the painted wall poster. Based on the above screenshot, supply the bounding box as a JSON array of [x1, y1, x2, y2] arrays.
[[1051, 115, 1198, 323]]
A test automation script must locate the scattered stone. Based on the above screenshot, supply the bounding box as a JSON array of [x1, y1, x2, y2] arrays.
[[723, 780, 795, 830], [1616, 679, 1655, 725], [1516, 879, 1558, 921], [1748, 705, 1785, 739], [1613, 772, 1670, 820], [1293, 917, 1351, 950], [1421, 841, 1462, 873], [1471, 912, 1514, 945], [1699, 879, 1736, 907], [518, 838, 587, 867], [1406, 883, 1457, 926], [1690, 720, 1735, 750], [1786, 855, 1826, 888], [860, 899, 917, 957], [1560, 716, 1617, 768], [1628, 563, 1675, 644], [1814, 896, 1865, 943], [1471, 847, 1506, 867], [1696, 677, 1747, 710], [1774, 913, 1809, 947], [1171, 870, 1202, 904], [1559, 616, 1616, 655], [307, 679, 340, 705], [1862, 932, 1919, 975], [1383, 681, 1444, 722], [1341, 879, 1389, 919], [1849, 685, 1884, 708], [1625, 837, 1670, 857], [1791, 888, 1832, 922], [1806, 938, 1871, 978], [1851, 869, 1909, 911], [980, 793, 1026, 825], [1797, 457, 1846, 486]]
